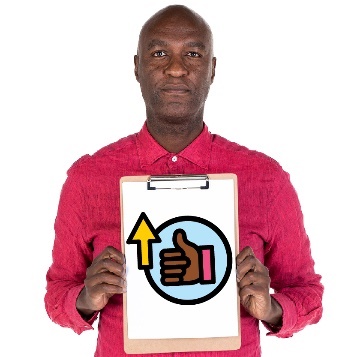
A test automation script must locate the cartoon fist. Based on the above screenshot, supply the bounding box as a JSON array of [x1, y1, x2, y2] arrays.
[[159, 228, 215, 286]]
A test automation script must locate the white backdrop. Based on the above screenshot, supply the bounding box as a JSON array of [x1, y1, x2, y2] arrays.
[[1, 1, 356, 356]]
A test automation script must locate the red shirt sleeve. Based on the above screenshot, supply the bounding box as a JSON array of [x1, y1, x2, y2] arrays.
[[262, 171, 323, 337], [44, 161, 98, 334]]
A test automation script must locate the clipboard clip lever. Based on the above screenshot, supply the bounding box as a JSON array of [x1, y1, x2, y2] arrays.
[[147, 175, 209, 190]]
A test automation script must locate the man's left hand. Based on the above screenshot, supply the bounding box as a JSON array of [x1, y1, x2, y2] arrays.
[[236, 246, 282, 327]]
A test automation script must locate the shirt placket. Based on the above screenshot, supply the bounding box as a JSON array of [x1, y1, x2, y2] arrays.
[[167, 154, 182, 174]]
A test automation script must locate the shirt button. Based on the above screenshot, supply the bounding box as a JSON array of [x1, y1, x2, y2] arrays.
[[172, 156, 178, 162]]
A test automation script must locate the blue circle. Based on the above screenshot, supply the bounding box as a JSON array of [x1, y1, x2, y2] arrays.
[[144, 216, 232, 305]]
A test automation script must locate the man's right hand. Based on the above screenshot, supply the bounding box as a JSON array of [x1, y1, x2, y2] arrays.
[[76, 246, 126, 317]]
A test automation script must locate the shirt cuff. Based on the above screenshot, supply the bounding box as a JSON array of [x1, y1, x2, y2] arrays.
[[262, 293, 297, 338], [65, 284, 99, 334]]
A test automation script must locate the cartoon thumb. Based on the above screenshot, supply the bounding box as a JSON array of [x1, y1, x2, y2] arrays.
[[173, 229, 197, 255]]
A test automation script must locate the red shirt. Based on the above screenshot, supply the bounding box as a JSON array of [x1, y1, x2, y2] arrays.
[[45, 123, 323, 357]]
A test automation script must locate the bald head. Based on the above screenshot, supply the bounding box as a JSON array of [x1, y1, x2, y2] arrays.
[[138, 5, 214, 55], [133, 5, 216, 151]]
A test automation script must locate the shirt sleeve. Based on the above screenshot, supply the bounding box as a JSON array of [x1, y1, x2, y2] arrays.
[[263, 170, 324, 338], [44, 163, 97, 334]]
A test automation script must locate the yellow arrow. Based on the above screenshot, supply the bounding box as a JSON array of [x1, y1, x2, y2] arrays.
[[126, 212, 161, 270]]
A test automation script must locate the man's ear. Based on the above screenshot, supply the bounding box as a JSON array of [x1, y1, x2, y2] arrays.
[[211, 57, 216, 83], [134, 55, 139, 82]]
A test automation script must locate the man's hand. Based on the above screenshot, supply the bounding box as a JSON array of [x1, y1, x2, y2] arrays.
[[236, 246, 282, 327], [76, 246, 126, 317]]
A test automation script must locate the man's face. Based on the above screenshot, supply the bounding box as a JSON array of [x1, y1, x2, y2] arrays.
[[134, 13, 216, 123]]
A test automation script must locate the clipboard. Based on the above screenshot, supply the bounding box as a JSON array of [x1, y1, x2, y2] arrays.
[[120, 174, 240, 354]]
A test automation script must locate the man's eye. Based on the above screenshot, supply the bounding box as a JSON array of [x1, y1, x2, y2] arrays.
[[153, 51, 167, 57], [186, 52, 201, 58]]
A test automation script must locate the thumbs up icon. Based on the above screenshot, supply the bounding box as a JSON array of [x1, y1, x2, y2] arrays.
[[159, 228, 216, 286]]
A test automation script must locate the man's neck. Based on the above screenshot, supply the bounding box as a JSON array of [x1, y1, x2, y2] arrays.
[[146, 117, 204, 153]]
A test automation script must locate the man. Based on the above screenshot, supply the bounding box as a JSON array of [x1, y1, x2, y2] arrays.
[[45, 5, 323, 357]]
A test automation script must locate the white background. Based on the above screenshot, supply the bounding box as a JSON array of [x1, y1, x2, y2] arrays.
[[1, 1, 356, 356]]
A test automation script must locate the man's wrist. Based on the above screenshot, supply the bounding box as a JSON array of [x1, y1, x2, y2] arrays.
[[262, 296, 283, 328], [76, 287, 97, 319]]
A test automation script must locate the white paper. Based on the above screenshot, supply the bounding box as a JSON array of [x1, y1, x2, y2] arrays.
[[122, 178, 239, 340]]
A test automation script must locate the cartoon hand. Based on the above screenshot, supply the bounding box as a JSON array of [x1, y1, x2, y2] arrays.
[[160, 228, 215, 286]]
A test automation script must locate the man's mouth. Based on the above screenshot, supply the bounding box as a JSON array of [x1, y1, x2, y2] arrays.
[[161, 84, 190, 94]]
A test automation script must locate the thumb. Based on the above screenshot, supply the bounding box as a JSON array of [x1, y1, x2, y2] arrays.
[[172, 229, 197, 254]]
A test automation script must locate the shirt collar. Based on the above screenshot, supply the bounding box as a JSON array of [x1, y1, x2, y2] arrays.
[[136, 121, 212, 170]]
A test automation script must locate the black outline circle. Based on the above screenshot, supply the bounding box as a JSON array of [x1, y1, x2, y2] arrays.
[[144, 216, 232, 305]]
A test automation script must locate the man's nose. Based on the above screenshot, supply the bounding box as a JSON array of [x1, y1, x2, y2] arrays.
[[164, 55, 189, 77]]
